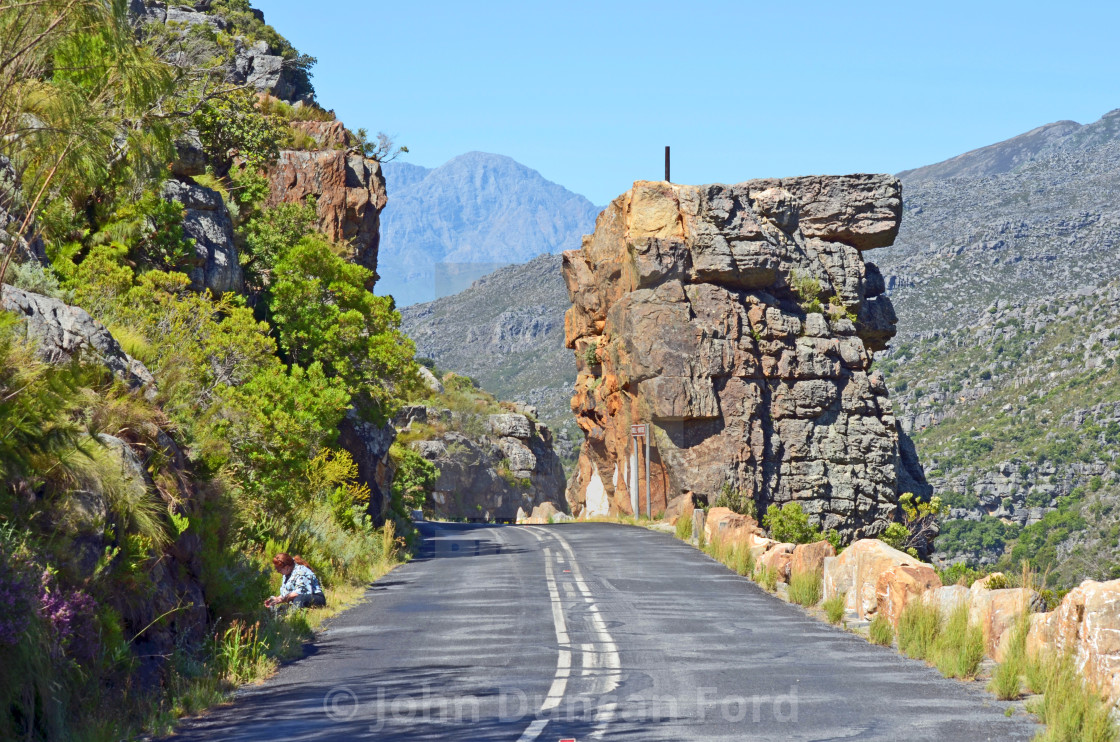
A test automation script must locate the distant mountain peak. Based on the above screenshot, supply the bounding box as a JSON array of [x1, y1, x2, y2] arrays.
[[376, 152, 601, 307]]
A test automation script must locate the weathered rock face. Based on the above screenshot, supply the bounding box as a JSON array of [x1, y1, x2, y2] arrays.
[[1027, 579, 1120, 702], [266, 139, 387, 283], [336, 410, 396, 524], [402, 409, 566, 521], [1, 285, 154, 390], [822, 538, 941, 621], [160, 177, 244, 294], [564, 176, 904, 538], [0, 156, 46, 266]]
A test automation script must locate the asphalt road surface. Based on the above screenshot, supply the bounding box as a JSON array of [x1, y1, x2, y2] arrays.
[[173, 522, 1039, 741]]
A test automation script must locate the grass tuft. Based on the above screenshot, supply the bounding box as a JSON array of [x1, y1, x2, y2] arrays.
[[989, 609, 1030, 700], [897, 600, 942, 661], [788, 569, 822, 607], [1027, 652, 1117, 742], [757, 564, 779, 593], [823, 595, 845, 625], [869, 615, 894, 646], [733, 545, 755, 578], [930, 604, 984, 679], [675, 503, 694, 541]]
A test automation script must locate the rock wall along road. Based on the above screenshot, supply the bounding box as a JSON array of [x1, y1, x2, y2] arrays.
[[564, 176, 905, 539]]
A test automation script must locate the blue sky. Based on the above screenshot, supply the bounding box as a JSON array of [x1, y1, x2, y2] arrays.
[[264, 0, 1119, 205]]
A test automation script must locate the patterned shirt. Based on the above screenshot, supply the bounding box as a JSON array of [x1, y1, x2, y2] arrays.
[[279, 564, 322, 598]]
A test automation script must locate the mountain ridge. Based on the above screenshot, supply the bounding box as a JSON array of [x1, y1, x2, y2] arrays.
[[377, 151, 601, 306]]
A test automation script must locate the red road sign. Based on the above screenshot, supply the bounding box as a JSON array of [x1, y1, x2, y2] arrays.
[[630, 424, 647, 436]]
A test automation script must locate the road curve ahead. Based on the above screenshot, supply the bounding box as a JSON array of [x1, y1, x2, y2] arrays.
[[173, 522, 1038, 741]]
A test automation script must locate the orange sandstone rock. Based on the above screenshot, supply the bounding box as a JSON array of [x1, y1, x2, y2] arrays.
[[822, 538, 941, 620], [1026, 579, 1120, 702]]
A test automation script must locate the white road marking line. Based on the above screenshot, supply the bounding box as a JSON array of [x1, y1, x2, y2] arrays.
[[515, 529, 571, 742], [551, 532, 622, 697], [541, 648, 571, 710], [544, 552, 570, 646], [581, 642, 598, 675], [516, 718, 548, 742]]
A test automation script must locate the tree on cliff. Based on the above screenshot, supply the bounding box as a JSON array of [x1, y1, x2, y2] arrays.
[[269, 234, 418, 422]]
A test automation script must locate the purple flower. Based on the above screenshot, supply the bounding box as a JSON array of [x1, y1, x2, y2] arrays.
[[37, 572, 99, 663]]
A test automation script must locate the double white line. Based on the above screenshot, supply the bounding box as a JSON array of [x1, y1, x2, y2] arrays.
[[518, 528, 621, 741]]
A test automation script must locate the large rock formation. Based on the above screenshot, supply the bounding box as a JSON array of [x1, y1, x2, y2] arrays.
[[336, 410, 396, 524], [160, 177, 244, 295], [1, 285, 154, 390], [266, 122, 387, 283], [400, 408, 566, 521], [564, 176, 904, 538], [1027, 579, 1120, 702]]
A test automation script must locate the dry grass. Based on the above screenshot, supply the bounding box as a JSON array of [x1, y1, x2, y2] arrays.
[[788, 569, 822, 607], [896, 600, 942, 661], [823, 595, 845, 625], [869, 615, 894, 646]]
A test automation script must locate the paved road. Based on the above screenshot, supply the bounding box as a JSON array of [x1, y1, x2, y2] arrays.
[[174, 522, 1039, 741]]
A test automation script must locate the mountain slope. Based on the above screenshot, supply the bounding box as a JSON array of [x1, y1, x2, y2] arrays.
[[897, 109, 1120, 181], [399, 254, 579, 463], [873, 107, 1120, 584], [377, 153, 600, 306]]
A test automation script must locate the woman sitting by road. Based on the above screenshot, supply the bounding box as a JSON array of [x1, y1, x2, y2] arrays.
[[264, 553, 327, 609]]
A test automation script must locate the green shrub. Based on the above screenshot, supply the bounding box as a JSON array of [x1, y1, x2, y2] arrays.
[[270, 235, 417, 421], [712, 482, 757, 518], [936, 562, 984, 587], [239, 197, 318, 288], [192, 91, 284, 173], [95, 191, 194, 272], [823, 595, 845, 625], [869, 615, 894, 646], [788, 569, 822, 607], [389, 443, 439, 515], [896, 601, 941, 661], [763, 502, 823, 544]]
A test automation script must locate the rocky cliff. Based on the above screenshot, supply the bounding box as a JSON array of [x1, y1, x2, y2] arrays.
[[398, 406, 566, 521], [133, 1, 387, 293], [266, 121, 387, 283], [399, 254, 580, 465], [563, 176, 907, 539]]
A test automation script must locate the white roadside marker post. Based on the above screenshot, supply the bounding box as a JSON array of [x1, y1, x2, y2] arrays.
[[631, 424, 650, 518]]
